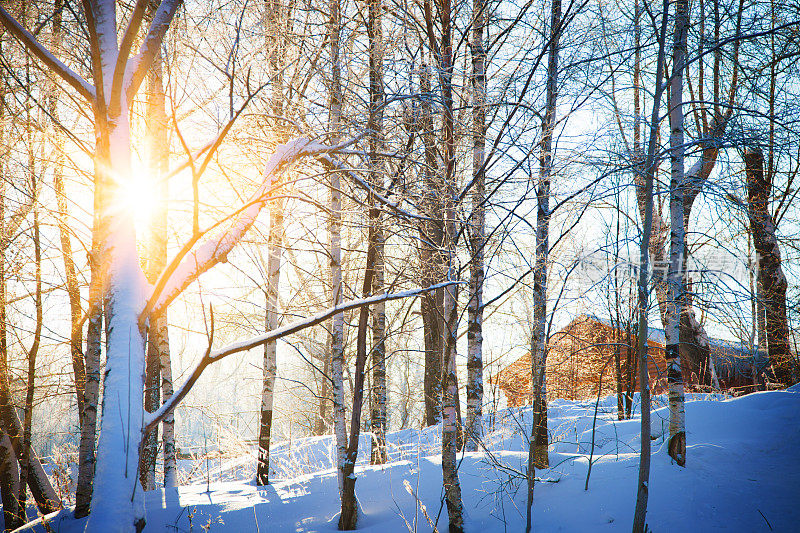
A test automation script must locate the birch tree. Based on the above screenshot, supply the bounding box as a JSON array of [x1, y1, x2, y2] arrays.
[[328, 0, 349, 497], [465, 0, 487, 453], [139, 0, 174, 490], [256, 0, 290, 487], [665, 0, 689, 467]]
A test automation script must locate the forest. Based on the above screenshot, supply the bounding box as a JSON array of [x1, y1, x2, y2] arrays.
[[0, 0, 798, 531]]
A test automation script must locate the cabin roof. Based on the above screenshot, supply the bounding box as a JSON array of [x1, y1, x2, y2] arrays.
[[583, 313, 768, 365]]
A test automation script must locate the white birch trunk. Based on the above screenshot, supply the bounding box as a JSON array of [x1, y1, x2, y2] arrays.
[[85, 118, 149, 533], [435, 0, 464, 526], [144, 3, 178, 490], [140, 16, 169, 489], [441, 281, 463, 532], [328, 0, 348, 497], [158, 317, 177, 488], [257, 204, 283, 484], [465, 0, 486, 453], [666, 0, 688, 467], [257, 0, 287, 486]]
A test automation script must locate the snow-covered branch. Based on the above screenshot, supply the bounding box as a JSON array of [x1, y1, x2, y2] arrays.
[[0, 7, 96, 101], [124, 0, 183, 102], [110, 0, 150, 108], [142, 281, 459, 436], [145, 137, 339, 319]]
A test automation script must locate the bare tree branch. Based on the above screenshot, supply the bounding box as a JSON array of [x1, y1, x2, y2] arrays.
[[124, 0, 184, 103], [144, 137, 345, 319], [142, 281, 460, 436], [0, 7, 95, 101]]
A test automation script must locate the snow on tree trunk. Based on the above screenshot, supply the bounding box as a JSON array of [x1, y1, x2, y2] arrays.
[[745, 148, 794, 384], [665, 0, 688, 467], [257, 202, 283, 485], [465, 0, 486, 453], [84, 116, 150, 533], [367, 0, 388, 466]]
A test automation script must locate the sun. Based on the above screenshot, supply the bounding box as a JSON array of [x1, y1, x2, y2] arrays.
[[113, 155, 160, 238]]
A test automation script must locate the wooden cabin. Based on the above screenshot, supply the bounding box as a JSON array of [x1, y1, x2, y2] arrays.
[[495, 314, 769, 406]]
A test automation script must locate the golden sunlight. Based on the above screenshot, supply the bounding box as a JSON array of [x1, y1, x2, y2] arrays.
[[114, 155, 159, 237]]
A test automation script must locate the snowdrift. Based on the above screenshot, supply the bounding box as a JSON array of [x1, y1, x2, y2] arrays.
[[22, 390, 800, 532]]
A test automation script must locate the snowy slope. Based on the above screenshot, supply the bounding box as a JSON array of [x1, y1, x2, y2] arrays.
[[24, 390, 800, 532]]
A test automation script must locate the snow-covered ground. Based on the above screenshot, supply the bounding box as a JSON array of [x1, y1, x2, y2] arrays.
[[26, 389, 800, 532]]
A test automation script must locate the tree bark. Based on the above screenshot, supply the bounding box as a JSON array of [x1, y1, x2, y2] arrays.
[[75, 247, 102, 517], [257, 203, 283, 485], [0, 430, 18, 532], [140, 319, 161, 494], [441, 282, 464, 533], [625, 324, 636, 419], [418, 63, 444, 427], [427, 0, 465, 525], [367, 0, 388, 466], [745, 149, 793, 384], [328, 0, 348, 498], [465, 0, 487, 453], [527, 8, 560, 526], [614, 327, 624, 421], [633, 1, 669, 530], [665, 0, 688, 467], [257, 0, 288, 486], [339, 209, 380, 530]]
